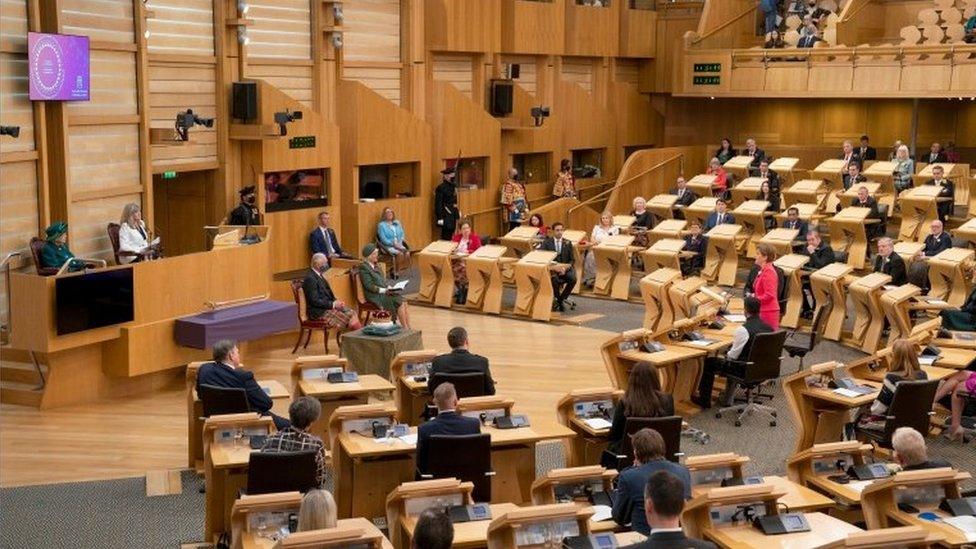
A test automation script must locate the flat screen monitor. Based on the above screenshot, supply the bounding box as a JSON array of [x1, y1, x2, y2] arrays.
[[28, 32, 90, 101], [55, 269, 135, 335]]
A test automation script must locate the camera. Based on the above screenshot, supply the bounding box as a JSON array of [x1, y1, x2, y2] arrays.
[[530, 106, 550, 127], [175, 109, 214, 141], [0, 126, 20, 138], [274, 110, 303, 136]]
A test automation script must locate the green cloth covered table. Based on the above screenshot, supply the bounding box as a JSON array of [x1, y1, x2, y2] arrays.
[[340, 328, 423, 379]]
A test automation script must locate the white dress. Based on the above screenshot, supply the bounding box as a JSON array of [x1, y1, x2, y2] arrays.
[[118, 221, 150, 263], [584, 224, 620, 282]]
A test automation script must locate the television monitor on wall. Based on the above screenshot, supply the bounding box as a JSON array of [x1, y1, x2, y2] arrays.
[[55, 269, 135, 335], [28, 32, 91, 101], [264, 168, 328, 213]]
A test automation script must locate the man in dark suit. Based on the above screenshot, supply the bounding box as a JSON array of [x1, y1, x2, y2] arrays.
[[680, 221, 707, 276], [925, 142, 948, 164], [859, 135, 877, 161], [612, 429, 694, 538], [756, 160, 780, 193], [303, 254, 361, 329], [703, 199, 735, 231], [694, 297, 773, 408], [842, 161, 867, 191], [873, 237, 907, 286], [839, 140, 862, 173], [671, 176, 697, 210], [782, 207, 809, 241], [309, 211, 349, 261], [621, 469, 716, 549], [851, 186, 883, 238], [429, 326, 496, 396], [909, 220, 954, 288], [434, 166, 461, 240], [416, 382, 481, 476], [799, 231, 836, 316], [196, 339, 289, 429], [540, 222, 577, 312], [228, 186, 261, 226], [744, 138, 765, 171], [925, 165, 955, 222]]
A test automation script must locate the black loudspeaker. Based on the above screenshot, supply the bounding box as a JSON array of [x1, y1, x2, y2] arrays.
[[489, 80, 514, 117], [232, 82, 257, 121], [510, 64, 521, 79]]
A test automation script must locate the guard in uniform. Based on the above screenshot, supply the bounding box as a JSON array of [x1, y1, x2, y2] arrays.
[[228, 185, 261, 226], [434, 166, 461, 240]]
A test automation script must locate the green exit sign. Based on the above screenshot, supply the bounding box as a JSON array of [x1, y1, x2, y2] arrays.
[[162, 171, 177, 179], [289, 135, 316, 149], [693, 63, 722, 73], [693, 76, 721, 86]]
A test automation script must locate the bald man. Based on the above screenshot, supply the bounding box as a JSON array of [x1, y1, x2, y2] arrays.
[[908, 221, 953, 289]]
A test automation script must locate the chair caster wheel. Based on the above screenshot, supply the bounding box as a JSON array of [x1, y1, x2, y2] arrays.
[[771, 412, 777, 417], [770, 421, 777, 427], [734, 420, 742, 427], [715, 412, 722, 419]]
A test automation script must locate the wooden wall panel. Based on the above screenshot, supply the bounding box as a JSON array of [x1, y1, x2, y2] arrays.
[[247, 63, 314, 107], [69, 193, 141, 260], [68, 125, 141, 194], [500, 55, 538, 95], [342, 67, 401, 105], [146, 0, 215, 56], [0, 54, 34, 153], [561, 57, 594, 94], [247, 0, 312, 59], [0, 0, 28, 48], [432, 53, 474, 98], [614, 59, 641, 85], [66, 50, 138, 116], [0, 161, 39, 325], [60, 0, 134, 42], [343, 0, 401, 63], [148, 62, 217, 170]]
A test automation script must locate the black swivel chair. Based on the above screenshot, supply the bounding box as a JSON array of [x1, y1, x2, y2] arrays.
[[428, 372, 487, 399], [784, 304, 827, 372], [421, 433, 494, 502], [716, 330, 787, 427], [198, 384, 250, 417], [854, 379, 940, 450], [601, 415, 684, 470], [246, 450, 319, 494]]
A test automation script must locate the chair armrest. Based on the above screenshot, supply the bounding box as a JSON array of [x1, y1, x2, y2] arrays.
[[726, 359, 754, 368], [485, 471, 497, 477], [419, 473, 433, 479]]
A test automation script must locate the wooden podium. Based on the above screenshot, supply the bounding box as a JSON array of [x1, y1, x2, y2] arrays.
[[730, 177, 765, 208], [385, 479, 473, 549], [927, 247, 975, 307], [862, 161, 899, 209], [464, 245, 509, 314], [642, 239, 685, 272], [513, 250, 558, 321], [915, 162, 971, 207], [769, 156, 799, 186], [723, 155, 755, 180], [702, 224, 743, 286], [669, 276, 708, 321], [954, 217, 976, 246], [390, 349, 439, 425], [562, 229, 588, 294], [733, 199, 771, 257], [774, 254, 810, 329], [648, 193, 679, 221], [687, 173, 719, 197], [416, 240, 457, 308], [684, 197, 718, 229], [499, 226, 542, 258], [828, 207, 877, 269], [880, 284, 923, 342], [647, 219, 686, 247], [486, 504, 593, 549], [556, 388, 623, 466], [811, 159, 848, 211], [784, 179, 830, 212], [898, 186, 943, 242], [640, 268, 682, 332], [592, 234, 638, 300], [810, 262, 854, 341], [847, 272, 892, 353], [760, 228, 800, 258]]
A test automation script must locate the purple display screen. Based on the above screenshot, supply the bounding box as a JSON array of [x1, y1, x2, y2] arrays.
[[28, 32, 90, 101]]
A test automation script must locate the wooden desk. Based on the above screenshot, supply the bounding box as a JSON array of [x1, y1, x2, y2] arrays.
[[556, 388, 622, 466], [464, 245, 509, 314], [898, 186, 944, 243], [685, 197, 718, 230], [703, 224, 743, 286], [782, 364, 879, 453], [691, 475, 834, 513], [401, 503, 518, 548], [416, 240, 458, 308], [733, 199, 771, 257], [499, 226, 543, 258], [723, 155, 755, 181], [639, 268, 682, 331], [334, 422, 575, 521], [840, 182, 882, 200], [914, 162, 971, 208], [616, 346, 707, 415], [648, 193, 679, 221], [730, 177, 765, 209], [687, 174, 719, 197], [881, 284, 922, 342], [647, 219, 686, 247], [760, 228, 799, 258], [705, 511, 861, 549], [642, 238, 685, 272], [592, 234, 639, 300], [784, 180, 830, 212], [240, 517, 392, 549], [775, 254, 811, 329], [562, 229, 588, 294], [847, 272, 892, 353], [513, 250, 559, 321], [953, 217, 976, 247], [894, 241, 926, 272], [769, 157, 799, 187], [299, 376, 395, 442], [862, 161, 898, 210], [390, 350, 439, 426], [785, 441, 875, 507], [811, 159, 848, 211], [927, 247, 974, 307], [668, 276, 708, 321], [828, 207, 877, 269]]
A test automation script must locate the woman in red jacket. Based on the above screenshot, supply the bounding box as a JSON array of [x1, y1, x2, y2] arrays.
[[752, 243, 780, 330], [450, 220, 482, 304]]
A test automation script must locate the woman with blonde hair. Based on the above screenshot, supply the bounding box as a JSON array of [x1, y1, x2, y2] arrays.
[[856, 339, 927, 432], [584, 211, 619, 287], [892, 144, 914, 194], [117, 202, 159, 262], [297, 489, 338, 531]]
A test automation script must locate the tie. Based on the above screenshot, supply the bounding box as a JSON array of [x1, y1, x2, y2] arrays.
[[679, 189, 683, 197], [322, 228, 333, 255], [556, 240, 562, 254], [719, 214, 724, 224]]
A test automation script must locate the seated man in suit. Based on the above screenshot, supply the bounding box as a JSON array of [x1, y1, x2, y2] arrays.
[[671, 176, 697, 219], [309, 211, 351, 263], [839, 139, 862, 173], [303, 253, 362, 331], [743, 138, 765, 172], [859, 134, 878, 161], [412, 508, 454, 549], [873, 237, 907, 285], [540, 222, 577, 312], [622, 470, 716, 549], [694, 297, 773, 408], [842, 161, 867, 192], [851, 185, 883, 238], [612, 429, 693, 537], [925, 165, 955, 222], [891, 427, 950, 471], [756, 160, 780, 193], [196, 339, 290, 429], [925, 142, 948, 165], [799, 230, 836, 316], [908, 220, 953, 289], [429, 326, 496, 396], [680, 221, 707, 276], [261, 396, 328, 488], [703, 199, 735, 231], [416, 382, 481, 477], [782, 207, 809, 244]]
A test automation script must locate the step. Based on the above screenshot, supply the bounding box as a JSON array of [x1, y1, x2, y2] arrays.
[[0, 362, 44, 385], [0, 381, 43, 407]]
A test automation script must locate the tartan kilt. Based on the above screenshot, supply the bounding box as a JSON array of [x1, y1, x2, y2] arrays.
[[321, 305, 353, 329]]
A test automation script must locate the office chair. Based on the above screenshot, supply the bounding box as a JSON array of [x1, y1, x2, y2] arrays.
[[198, 384, 250, 417], [428, 372, 487, 399], [784, 304, 827, 372], [854, 379, 939, 450], [716, 330, 787, 427], [246, 450, 319, 494], [421, 433, 494, 502], [601, 415, 684, 470]]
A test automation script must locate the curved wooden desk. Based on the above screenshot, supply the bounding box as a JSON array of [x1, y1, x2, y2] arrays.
[[685, 197, 718, 230], [513, 250, 558, 321], [416, 240, 457, 307], [774, 254, 810, 329], [687, 173, 719, 198], [639, 268, 682, 331], [734, 199, 772, 257], [730, 177, 766, 209], [592, 234, 639, 300], [648, 193, 679, 221], [703, 224, 742, 287], [810, 262, 854, 341], [556, 387, 623, 466], [847, 272, 892, 353], [723, 155, 755, 181], [927, 247, 974, 307], [760, 227, 800, 258], [784, 179, 830, 213], [464, 245, 510, 314], [811, 159, 848, 211], [828, 207, 877, 269], [862, 161, 898, 210], [647, 219, 686, 247], [898, 186, 943, 243], [642, 238, 685, 272]]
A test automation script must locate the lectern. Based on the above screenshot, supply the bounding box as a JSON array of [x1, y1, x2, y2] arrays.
[[592, 234, 638, 300], [730, 177, 766, 208], [828, 207, 877, 269], [684, 197, 718, 229], [761, 228, 800, 258], [784, 179, 830, 212], [464, 245, 509, 314], [927, 247, 975, 307], [513, 250, 559, 321], [642, 239, 685, 272], [639, 268, 682, 331], [647, 219, 686, 246], [811, 159, 848, 211], [722, 155, 755, 181], [648, 193, 679, 221], [733, 199, 771, 257], [556, 388, 624, 466], [810, 263, 854, 341], [500, 226, 543, 258], [862, 161, 899, 209], [774, 254, 810, 329], [898, 186, 943, 243], [702, 224, 743, 286], [847, 272, 891, 353]]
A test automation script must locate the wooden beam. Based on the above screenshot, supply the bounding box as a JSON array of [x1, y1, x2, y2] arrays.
[[0, 39, 26, 54], [151, 160, 219, 175], [342, 61, 404, 69], [72, 185, 144, 203], [134, 0, 154, 229], [90, 40, 138, 52], [147, 53, 218, 65], [28, 0, 50, 231], [68, 114, 141, 126], [0, 151, 40, 164], [248, 57, 315, 67]]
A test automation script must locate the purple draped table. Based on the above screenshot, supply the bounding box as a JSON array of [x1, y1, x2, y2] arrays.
[[174, 300, 298, 349]]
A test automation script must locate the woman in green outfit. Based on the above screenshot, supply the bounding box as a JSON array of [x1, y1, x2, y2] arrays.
[[39, 222, 86, 273], [357, 243, 411, 328]]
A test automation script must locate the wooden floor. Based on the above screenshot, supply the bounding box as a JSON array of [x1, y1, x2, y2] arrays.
[[0, 307, 613, 487]]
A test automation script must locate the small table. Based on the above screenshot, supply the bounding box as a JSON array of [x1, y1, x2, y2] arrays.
[[341, 328, 424, 379]]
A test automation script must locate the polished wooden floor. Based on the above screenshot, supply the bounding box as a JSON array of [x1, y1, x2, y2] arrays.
[[0, 307, 612, 487]]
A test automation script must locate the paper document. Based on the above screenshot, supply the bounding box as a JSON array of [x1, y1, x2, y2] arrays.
[[845, 480, 873, 494], [924, 298, 948, 305], [943, 516, 976, 541], [584, 418, 612, 430], [151, 236, 161, 246], [833, 388, 863, 398], [398, 433, 418, 445], [389, 280, 409, 291], [590, 505, 613, 522], [918, 356, 937, 366], [687, 339, 717, 347], [723, 314, 747, 322]]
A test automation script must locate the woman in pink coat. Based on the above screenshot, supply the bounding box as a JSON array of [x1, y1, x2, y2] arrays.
[[752, 243, 780, 330]]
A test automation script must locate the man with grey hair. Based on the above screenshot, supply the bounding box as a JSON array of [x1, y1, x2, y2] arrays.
[[909, 220, 953, 289], [196, 339, 290, 429], [415, 382, 481, 477], [873, 237, 906, 285], [261, 396, 328, 487], [892, 427, 950, 471], [302, 253, 361, 330]]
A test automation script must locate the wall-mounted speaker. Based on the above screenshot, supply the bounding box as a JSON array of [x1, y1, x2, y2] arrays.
[[489, 80, 514, 117], [232, 81, 257, 122], [510, 64, 521, 79]]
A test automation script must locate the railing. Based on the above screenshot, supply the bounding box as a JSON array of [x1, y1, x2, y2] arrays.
[[566, 154, 684, 228], [729, 43, 976, 63]]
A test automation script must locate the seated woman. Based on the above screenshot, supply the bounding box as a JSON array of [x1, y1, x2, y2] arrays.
[[527, 213, 548, 237], [714, 138, 737, 165], [358, 244, 411, 328], [630, 196, 653, 248], [755, 181, 780, 230], [855, 339, 927, 433], [933, 370, 975, 442], [450, 221, 482, 305], [940, 283, 976, 332], [707, 157, 729, 198], [377, 207, 410, 273], [118, 203, 160, 263], [584, 211, 620, 287], [604, 362, 674, 462], [39, 222, 98, 273], [297, 489, 338, 532], [892, 145, 914, 194]]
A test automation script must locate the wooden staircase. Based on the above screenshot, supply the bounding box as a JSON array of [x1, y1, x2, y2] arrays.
[[0, 355, 45, 407]]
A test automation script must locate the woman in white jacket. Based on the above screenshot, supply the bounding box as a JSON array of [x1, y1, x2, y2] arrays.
[[118, 203, 157, 262]]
